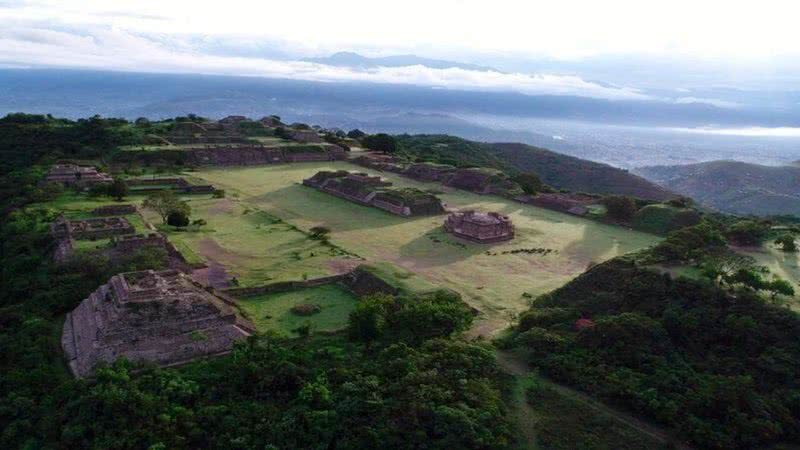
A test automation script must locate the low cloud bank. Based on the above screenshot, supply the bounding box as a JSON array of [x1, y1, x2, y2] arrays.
[[0, 26, 649, 101]]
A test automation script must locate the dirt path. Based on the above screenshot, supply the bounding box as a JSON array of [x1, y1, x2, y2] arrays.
[[495, 350, 691, 450]]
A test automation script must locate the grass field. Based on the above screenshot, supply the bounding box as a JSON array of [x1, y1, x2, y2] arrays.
[[186, 162, 660, 332], [140, 196, 359, 286], [237, 284, 357, 335]]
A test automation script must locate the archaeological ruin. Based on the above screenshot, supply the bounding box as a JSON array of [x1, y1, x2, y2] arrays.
[[92, 204, 137, 216], [517, 192, 596, 216], [445, 168, 521, 196], [51, 216, 135, 240], [166, 121, 246, 145], [304, 170, 445, 216], [444, 210, 515, 243], [44, 164, 112, 187], [403, 162, 457, 182], [62, 269, 255, 378]]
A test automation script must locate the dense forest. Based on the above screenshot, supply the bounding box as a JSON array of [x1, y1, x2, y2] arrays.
[[502, 255, 800, 449]]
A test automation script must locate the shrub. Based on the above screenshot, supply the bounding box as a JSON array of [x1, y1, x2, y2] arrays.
[[290, 304, 322, 316], [212, 189, 226, 198], [513, 172, 543, 195]]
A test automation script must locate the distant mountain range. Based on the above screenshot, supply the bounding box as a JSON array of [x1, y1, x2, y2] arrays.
[[635, 161, 800, 216], [305, 51, 496, 72]]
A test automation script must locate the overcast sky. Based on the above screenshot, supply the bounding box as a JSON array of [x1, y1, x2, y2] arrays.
[[2, 0, 799, 100]]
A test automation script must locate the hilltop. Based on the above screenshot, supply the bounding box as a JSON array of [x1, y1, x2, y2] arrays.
[[395, 135, 675, 200], [636, 160, 800, 216]]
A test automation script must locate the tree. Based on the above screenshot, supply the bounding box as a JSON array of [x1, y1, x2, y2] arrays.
[[602, 195, 638, 222], [347, 129, 366, 139], [167, 210, 190, 227], [766, 277, 795, 300], [775, 234, 797, 252], [348, 293, 393, 344], [108, 178, 129, 201], [513, 172, 543, 195], [143, 191, 190, 224], [362, 133, 397, 153], [700, 251, 758, 285], [725, 220, 770, 246]]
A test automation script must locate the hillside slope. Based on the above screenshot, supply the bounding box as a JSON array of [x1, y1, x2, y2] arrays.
[[395, 135, 675, 201], [636, 160, 800, 216], [484, 142, 675, 200]]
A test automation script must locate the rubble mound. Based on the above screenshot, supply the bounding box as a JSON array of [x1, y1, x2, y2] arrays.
[[61, 269, 254, 378]]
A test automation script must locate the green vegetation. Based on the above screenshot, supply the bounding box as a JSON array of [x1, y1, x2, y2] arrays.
[[141, 196, 357, 286], [361, 133, 397, 153], [238, 284, 357, 335], [512, 172, 544, 195], [775, 233, 797, 252], [504, 257, 800, 449], [392, 135, 672, 200], [143, 190, 191, 224], [522, 374, 668, 450], [632, 203, 701, 235], [601, 195, 638, 222]]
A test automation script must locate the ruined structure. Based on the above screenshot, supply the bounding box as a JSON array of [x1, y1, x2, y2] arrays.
[[445, 168, 521, 196], [403, 162, 457, 182], [259, 116, 285, 127], [110, 233, 193, 272], [126, 177, 216, 194], [219, 115, 248, 126], [184, 144, 346, 166], [289, 129, 324, 143], [51, 216, 135, 240], [44, 164, 112, 187], [304, 171, 444, 216], [61, 269, 255, 378], [517, 193, 596, 216], [352, 154, 404, 173], [444, 210, 514, 243], [166, 121, 246, 145], [93, 204, 137, 216]]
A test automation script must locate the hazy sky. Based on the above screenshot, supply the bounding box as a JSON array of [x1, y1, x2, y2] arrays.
[[1, 0, 799, 100]]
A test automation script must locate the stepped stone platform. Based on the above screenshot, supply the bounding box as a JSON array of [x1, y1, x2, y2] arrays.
[[93, 204, 137, 216], [61, 269, 255, 378], [304, 170, 444, 216], [44, 164, 112, 187], [51, 216, 135, 240], [444, 210, 514, 243]]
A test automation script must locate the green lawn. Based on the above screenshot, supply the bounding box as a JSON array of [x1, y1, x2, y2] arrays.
[[140, 196, 359, 286], [237, 284, 357, 335], [186, 162, 661, 332]]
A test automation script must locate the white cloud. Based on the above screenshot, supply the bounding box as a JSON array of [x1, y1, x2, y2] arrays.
[[674, 97, 742, 109], [0, 26, 650, 100], [3, 0, 800, 61]]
